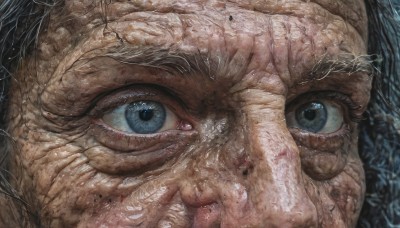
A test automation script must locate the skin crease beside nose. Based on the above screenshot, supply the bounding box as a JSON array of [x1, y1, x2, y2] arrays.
[[4, 0, 372, 227]]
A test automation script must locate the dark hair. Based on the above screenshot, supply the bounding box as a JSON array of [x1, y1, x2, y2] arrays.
[[0, 0, 399, 227], [0, 1, 61, 225], [358, 0, 400, 227]]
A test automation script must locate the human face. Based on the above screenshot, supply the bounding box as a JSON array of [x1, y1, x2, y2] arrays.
[[7, 0, 371, 227]]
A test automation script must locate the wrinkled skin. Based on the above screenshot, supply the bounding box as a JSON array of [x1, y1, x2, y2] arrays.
[[2, 0, 372, 227]]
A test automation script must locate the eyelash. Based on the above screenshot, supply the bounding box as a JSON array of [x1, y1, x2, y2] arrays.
[[320, 92, 363, 122], [90, 85, 184, 116]]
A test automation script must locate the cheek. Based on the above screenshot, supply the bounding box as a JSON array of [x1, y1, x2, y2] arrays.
[[15, 137, 188, 227], [329, 159, 365, 220], [304, 154, 365, 227], [79, 181, 185, 227]]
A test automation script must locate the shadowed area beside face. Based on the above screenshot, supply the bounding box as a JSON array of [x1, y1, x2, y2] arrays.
[[3, 0, 372, 227]]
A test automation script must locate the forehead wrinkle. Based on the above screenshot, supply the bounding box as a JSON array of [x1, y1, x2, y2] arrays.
[[231, 1, 367, 40], [65, 0, 367, 39], [307, 0, 367, 37]]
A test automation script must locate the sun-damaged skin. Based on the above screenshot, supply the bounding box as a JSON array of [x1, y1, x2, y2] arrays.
[[3, 0, 371, 227]]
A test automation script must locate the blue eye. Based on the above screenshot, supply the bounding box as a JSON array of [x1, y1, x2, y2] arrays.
[[295, 102, 327, 133], [102, 100, 179, 134], [286, 100, 344, 134], [125, 101, 166, 134]]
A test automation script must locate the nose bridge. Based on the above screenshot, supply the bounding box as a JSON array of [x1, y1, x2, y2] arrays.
[[234, 113, 318, 227]]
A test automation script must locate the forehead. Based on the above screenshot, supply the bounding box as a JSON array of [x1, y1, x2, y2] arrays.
[[43, 0, 368, 75], [63, 0, 367, 35]]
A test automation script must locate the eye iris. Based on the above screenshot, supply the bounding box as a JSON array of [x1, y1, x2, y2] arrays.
[[125, 101, 166, 134], [295, 102, 327, 133]]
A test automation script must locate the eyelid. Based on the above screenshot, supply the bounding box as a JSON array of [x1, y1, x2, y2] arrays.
[[288, 127, 349, 150], [89, 85, 195, 123]]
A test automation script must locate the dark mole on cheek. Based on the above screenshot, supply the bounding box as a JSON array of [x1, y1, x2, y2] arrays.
[[229, 15, 233, 21]]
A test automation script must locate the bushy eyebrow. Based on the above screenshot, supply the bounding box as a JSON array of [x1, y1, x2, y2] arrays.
[[102, 45, 219, 80], [99, 45, 374, 84], [304, 53, 376, 83]]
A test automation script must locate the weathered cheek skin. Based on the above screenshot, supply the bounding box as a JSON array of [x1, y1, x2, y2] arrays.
[[6, 0, 369, 227]]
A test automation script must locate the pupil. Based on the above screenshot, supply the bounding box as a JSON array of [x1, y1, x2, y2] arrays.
[[139, 109, 154, 121], [304, 109, 316, 120]]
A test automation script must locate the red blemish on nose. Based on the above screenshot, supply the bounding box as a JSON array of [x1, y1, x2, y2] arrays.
[[274, 148, 297, 162], [193, 203, 221, 228], [275, 149, 288, 160]]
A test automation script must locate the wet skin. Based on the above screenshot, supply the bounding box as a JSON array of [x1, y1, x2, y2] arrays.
[[3, 0, 372, 227]]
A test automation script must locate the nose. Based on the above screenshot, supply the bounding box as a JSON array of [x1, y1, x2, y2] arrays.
[[180, 110, 319, 227], [221, 115, 319, 227]]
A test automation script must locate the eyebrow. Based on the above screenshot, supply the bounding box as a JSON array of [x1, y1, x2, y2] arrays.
[[98, 45, 375, 84], [102, 45, 220, 80], [303, 53, 376, 84]]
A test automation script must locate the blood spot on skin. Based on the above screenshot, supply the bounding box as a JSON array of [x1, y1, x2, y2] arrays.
[[276, 149, 288, 159], [275, 148, 297, 161], [193, 203, 221, 227]]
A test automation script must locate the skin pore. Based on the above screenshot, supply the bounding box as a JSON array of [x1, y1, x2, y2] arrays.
[[3, 0, 373, 227]]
